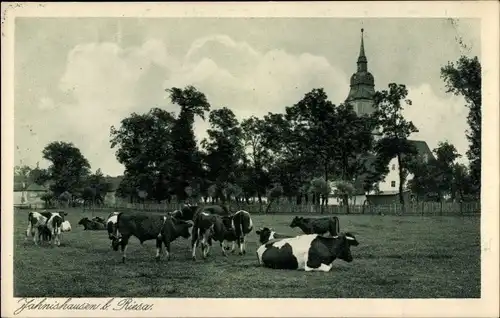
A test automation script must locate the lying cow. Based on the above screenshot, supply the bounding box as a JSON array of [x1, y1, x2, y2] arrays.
[[191, 208, 230, 260], [78, 217, 106, 230], [92, 216, 106, 224], [61, 220, 72, 232], [256, 232, 359, 272], [111, 212, 193, 263], [220, 210, 253, 255], [255, 227, 293, 244], [290, 216, 340, 237]]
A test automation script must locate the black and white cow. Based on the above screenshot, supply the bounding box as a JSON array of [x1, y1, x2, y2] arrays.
[[190, 208, 230, 260], [290, 216, 340, 237], [106, 212, 120, 240], [111, 212, 193, 263], [255, 227, 294, 244], [25, 211, 51, 244], [256, 232, 359, 272], [26, 211, 68, 245], [219, 210, 253, 255]]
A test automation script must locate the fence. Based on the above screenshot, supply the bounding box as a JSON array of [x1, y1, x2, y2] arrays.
[[26, 200, 480, 217]]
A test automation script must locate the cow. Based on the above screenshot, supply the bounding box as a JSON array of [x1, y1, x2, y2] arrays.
[[111, 212, 193, 263], [289, 216, 340, 237], [78, 217, 106, 230], [200, 204, 231, 217], [45, 211, 69, 246], [190, 208, 230, 261], [219, 210, 253, 255], [61, 220, 72, 232], [169, 204, 199, 221], [92, 216, 106, 224], [256, 232, 359, 272], [25, 211, 51, 244], [106, 212, 120, 240], [255, 227, 294, 244]]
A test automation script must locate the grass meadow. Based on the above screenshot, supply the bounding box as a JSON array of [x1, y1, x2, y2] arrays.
[[13, 208, 480, 298]]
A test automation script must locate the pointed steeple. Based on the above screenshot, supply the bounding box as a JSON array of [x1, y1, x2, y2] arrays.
[[357, 28, 367, 72]]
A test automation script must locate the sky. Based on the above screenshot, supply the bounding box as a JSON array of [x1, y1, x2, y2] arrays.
[[14, 18, 480, 177]]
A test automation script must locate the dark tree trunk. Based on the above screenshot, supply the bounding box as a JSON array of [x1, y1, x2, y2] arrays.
[[397, 153, 405, 214]]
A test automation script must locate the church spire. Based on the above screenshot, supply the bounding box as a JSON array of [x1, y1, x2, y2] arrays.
[[357, 28, 367, 72]]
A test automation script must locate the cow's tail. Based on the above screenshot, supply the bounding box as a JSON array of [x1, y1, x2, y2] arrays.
[[26, 212, 34, 239], [111, 212, 123, 240]]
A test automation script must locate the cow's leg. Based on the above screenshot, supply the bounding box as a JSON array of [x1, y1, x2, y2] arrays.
[[202, 232, 211, 259], [240, 235, 246, 255], [155, 238, 163, 262], [305, 263, 333, 272], [191, 227, 200, 261], [164, 241, 171, 261], [33, 227, 39, 245], [25, 223, 32, 241], [230, 241, 236, 253], [120, 237, 129, 263]]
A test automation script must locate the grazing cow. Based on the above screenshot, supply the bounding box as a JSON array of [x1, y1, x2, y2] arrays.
[[290, 216, 340, 237], [219, 210, 254, 255], [25, 211, 51, 244], [111, 212, 193, 263], [61, 220, 72, 232], [78, 217, 106, 230], [256, 232, 359, 272], [190, 208, 230, 260], [106, 212, 120, 240], [255, 227, 293, 244], [169, 204, 199, 221]]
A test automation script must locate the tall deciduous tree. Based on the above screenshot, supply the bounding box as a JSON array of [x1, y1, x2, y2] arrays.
[[373, 83, 418, 210], [202, 107, 244, 202], [110, 107, 177, 202], [42, 141, 91, 196], [441, 56, 481, 198], [166, 86, 211, 201]]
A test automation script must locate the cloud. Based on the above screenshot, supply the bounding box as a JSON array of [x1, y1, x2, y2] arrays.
[[19, 34, 469, 176], [405, 83, 470, 163]]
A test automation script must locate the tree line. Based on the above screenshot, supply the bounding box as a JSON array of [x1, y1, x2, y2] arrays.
[[15, 56, 481, 212]]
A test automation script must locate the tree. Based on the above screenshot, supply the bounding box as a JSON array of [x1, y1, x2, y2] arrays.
[[433, 141, 461, 200], [241, 116, 272, 208], [441, 56, 481, 198], [309, 177, 331, 214], [202, 107, 244, 201], [265, 183, 284, 214], [29, 167, 50, 186], [332, 180, 355, 214], [110, 107, 177, 202], [14, 165, 32, 189], [373, 83, 419, 211], [166, 86, 211, 201], [42, 141, 91, 196]]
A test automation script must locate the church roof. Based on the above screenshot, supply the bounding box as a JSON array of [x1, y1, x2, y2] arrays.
[[347, 29, 375, 101]]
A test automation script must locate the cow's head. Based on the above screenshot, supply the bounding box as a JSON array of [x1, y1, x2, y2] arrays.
[[180, 204, 198, 220], [335, 232, 359, 263], [78, 217, 89, 225], [289, 216, 303, 228], [111, 237, 122, 251], [256, 227, 275, 244]]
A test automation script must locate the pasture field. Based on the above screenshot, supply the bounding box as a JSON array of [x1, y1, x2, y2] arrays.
[[14, 208, 480, 298]]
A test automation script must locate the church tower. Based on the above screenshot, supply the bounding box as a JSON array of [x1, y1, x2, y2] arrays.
[[346, 28, 376, 115]]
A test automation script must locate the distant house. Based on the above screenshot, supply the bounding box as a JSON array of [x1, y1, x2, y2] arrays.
[[14, 182, 48, 207]]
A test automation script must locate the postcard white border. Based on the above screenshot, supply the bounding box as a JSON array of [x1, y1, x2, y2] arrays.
[[2, 1, 499, 317]]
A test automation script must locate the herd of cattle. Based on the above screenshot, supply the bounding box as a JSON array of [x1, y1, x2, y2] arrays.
[[24, 205, 360, 272]]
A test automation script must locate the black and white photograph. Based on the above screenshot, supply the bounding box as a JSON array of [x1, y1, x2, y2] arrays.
[[2, 2, 499, 317]]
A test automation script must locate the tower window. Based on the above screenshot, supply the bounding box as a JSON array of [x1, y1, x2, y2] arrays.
[[391, 164, 395, 170], [391, 181, 396, 188]]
